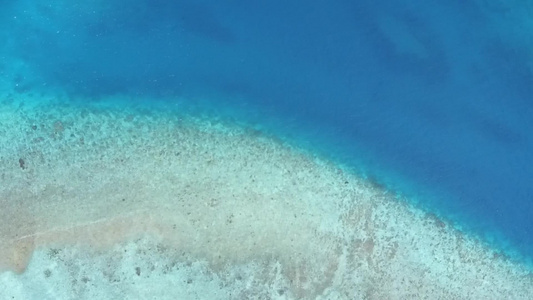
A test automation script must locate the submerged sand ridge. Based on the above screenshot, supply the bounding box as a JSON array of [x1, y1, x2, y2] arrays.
[[1, 95, 533, 299]]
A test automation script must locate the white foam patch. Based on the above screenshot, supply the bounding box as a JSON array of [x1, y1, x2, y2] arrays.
[[0, 238, 293, 300]]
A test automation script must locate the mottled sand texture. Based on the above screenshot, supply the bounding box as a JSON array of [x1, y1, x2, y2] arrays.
[[1, 94, 532, 299]]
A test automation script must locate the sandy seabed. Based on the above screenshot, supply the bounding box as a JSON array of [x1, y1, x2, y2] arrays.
[[0, 93, 532, 300]]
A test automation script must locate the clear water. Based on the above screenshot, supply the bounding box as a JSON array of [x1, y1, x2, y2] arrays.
[[2, 0, 533, 267]]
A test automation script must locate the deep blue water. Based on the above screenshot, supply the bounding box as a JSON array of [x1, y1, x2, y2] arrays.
[[2, 1, 533, 265]]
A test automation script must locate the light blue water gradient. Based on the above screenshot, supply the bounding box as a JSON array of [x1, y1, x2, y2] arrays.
[[1, 0, 532, 266]]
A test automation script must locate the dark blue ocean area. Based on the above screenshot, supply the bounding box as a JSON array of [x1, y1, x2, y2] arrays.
[[1, 1, 532, 266]]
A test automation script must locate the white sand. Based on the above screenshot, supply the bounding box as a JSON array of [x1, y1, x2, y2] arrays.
[[0, 92, 532, 299]]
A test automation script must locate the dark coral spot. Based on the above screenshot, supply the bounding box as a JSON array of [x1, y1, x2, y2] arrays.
[[18, 158, 26, 170]]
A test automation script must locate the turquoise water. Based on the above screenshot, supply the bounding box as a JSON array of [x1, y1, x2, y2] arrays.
[[2, 0, 533, 267]]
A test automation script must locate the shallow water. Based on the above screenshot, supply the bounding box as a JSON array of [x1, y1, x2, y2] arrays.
[[1, 0, 533, 298]]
